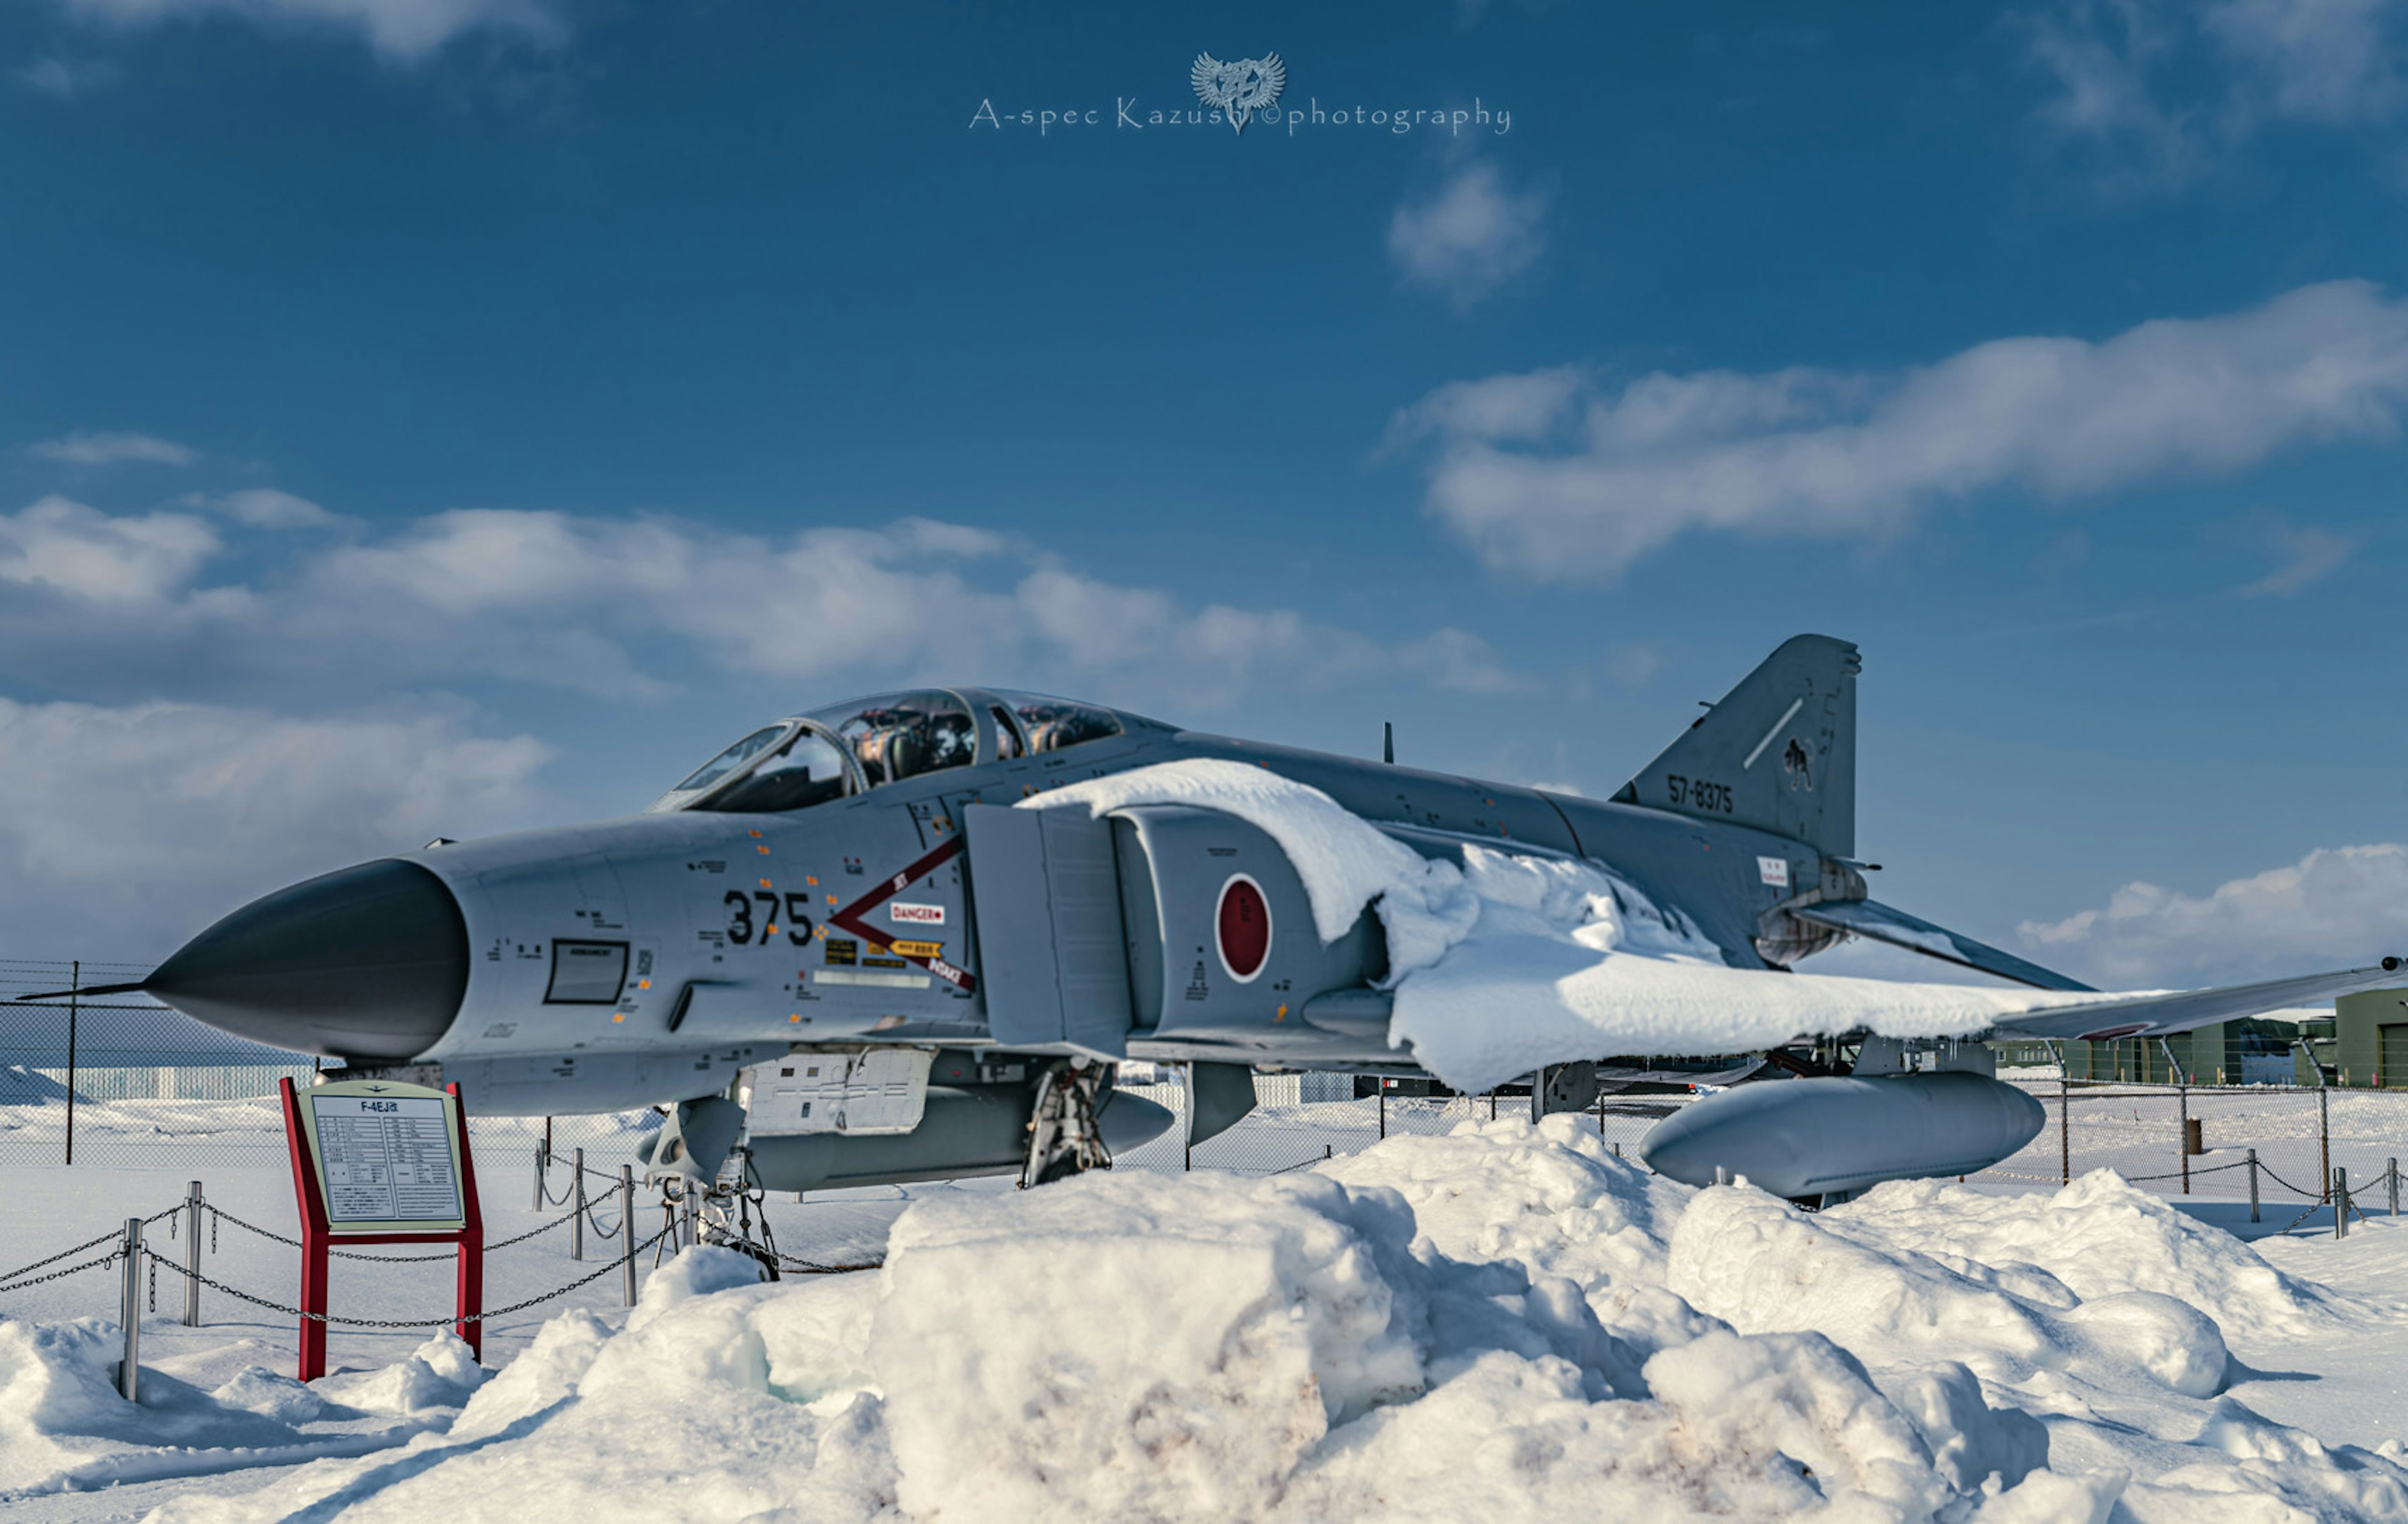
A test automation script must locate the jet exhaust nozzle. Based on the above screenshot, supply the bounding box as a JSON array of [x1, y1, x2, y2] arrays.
[[1638, 1071, 2046, 1199], [145, 859, 470, 1061]]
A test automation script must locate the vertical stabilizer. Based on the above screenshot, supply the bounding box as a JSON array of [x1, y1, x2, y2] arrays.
[[1613, 634, 1859, 856]]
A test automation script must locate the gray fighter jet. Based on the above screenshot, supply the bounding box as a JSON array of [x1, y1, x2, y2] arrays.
[[31, 636, 2401, 1199]]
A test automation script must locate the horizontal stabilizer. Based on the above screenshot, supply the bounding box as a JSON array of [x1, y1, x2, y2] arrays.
[[1994, 960, 2404, 1044], [1792, 900, 2093, 992]]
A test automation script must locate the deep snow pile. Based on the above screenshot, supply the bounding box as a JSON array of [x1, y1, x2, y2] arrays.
[[14, 1117, 2380, 1524], [0, 1322, 483, 1495], [1025, 761, 2111, 1091]]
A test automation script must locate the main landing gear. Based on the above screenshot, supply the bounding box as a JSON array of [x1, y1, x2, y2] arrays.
[[1023, 1059, 1112, 1187]]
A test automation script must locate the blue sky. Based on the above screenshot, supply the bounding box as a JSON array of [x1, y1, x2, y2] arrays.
[[3, 0, 2407, 984]]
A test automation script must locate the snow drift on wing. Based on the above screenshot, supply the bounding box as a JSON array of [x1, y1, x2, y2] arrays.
[[1028, 759, 2106, 1091]]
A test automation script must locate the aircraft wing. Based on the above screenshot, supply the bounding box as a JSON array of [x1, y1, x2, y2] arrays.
[[1985, 960, 2403, 1043], [1790, 899, 2094, 991]]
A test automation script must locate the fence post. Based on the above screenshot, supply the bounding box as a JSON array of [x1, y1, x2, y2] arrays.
[[1378, 1086, 1386, 1140], [570, 1148, 586, 1261], [117, 1217, 140, 1401], [2178, 1086, 2190, 1195], [184, 1182, 203, 1327], [64, 960, 79, 1167], [2319, 1086, 2331, 1199], [2334, 1167, 2349, 1240], [2247, 1148, 2259, 1223], [618, 1165, 636, 1307], [2391, 1157, 2400, 1217], [2058, 1077, 2069, 1185]]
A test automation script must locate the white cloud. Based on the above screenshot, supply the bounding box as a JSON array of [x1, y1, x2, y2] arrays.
[[0, 495, 219, 603], [2021, 0, 2408, 190], [0, 500, 1521, 713], [182, 487, 342, 528], [1394, 280, 2408, 580], [1386, 160, 1551, 311], [2019, 843, 2408, 986], [2241, 520, 2355, 594], [61, 0, 561, 61], [0, 696, 550, 952], [28, 430, 199, 466], [11, 57, 120, 97], [2204, 0, 2408, 124]]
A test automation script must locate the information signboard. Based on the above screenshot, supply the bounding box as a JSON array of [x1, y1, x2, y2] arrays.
[[302, 1085, 465, 1231]]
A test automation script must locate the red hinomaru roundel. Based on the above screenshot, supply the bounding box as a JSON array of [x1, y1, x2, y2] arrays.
[[1216, 873, 1272, 983]]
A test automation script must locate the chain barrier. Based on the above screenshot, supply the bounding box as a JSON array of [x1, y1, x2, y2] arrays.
[[203, 1201, 579, 1260], [0, 1248, 124, 1296], [142, 1226, 672, 1328], [0, 1225, 124, 1286], [777, 1255, 883, 1274], [2118, 1159, 2249, 1184]]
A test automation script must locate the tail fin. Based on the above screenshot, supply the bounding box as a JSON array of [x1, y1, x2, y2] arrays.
[[1613, 634, 1859, 856]]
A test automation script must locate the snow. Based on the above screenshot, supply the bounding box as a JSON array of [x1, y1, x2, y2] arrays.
[[1022, 758, 1479, 966], [1028, 758, 2111, 1093], [12, 1117, 2402, 1523]]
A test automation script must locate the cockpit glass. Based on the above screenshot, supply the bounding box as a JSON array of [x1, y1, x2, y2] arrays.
[[995, 691, 1124, 754], [697, 728, 850, 814], [668, 725, 791, 794], [808, 690, 977, 787]]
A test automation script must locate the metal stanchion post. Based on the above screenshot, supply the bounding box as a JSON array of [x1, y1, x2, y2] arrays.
[[618, 1165, 636, 1306], [64, 961, 79, 1167], [680, 1185, 697, 1248], [117, 1217, 140, 1401], [571, 1148, 585, 1261], [2247, 1148, 2259, 1224], [2178, 1086, 2190, 1195], [2319, 1087, 2331, 1198], [532, 1138, 547, 1212], [2058, 1077, 2069, 1185], [184, 1181, 203, 1327], [2335, 1167, 2349, 1240], [2390, 1157, 2399, 1217]]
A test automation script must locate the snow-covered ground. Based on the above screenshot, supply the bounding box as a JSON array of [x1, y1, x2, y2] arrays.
[[5, 1117, 2405, 1522]]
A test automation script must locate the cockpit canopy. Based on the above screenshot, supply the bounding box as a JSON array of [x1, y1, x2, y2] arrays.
[[645, 688, 1129, 814]]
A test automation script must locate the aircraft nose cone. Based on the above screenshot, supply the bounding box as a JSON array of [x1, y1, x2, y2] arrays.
[[149, 859, 468, 1061]]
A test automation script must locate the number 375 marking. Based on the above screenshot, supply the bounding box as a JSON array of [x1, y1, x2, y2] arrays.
[[725, 890, 813, 947]]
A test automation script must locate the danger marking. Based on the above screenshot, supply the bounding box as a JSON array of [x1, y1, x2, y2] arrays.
[[889, 902, 946, 925]]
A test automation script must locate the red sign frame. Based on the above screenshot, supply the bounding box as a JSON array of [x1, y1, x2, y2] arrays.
[[278, 1076, 486, 1382]]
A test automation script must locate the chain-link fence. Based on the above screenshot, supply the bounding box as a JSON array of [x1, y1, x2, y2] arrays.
[[1970, 1073, 2408, 1210]]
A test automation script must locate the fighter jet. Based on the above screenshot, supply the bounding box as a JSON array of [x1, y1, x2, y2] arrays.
[[29, 635, 2401, 1200]]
